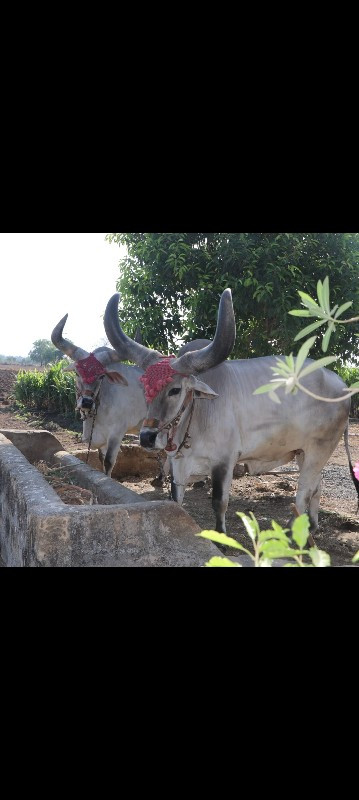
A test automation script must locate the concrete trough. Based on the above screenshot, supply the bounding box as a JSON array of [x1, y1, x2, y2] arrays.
[[0, 429, 222, 568], [72, 441, 163, 479]]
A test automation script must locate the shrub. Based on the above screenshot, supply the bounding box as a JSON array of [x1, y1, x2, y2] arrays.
[[14, 362, 76, 413], [335, 365, 359, 417]]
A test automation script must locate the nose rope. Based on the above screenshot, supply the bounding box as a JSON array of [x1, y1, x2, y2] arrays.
[[77, 378, 103, 418], [156, 391, 194, 435], [153, 391, 195, 455], [86, 408, 97, 464], [85, 381, 104, 464], [75, 378, 104, 464], [174, 396, 196, 459]]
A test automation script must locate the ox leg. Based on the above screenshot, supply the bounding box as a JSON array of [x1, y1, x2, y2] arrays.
[[308, 479, 321, 535], [98, 449, 105, 467], [171, 476, 186, 505], [151, 453, 169, 488], [103, 436, 122, 477], [295, 470, 322, 533], [212, 462, 233, 533], [170, 460, 189, 505]]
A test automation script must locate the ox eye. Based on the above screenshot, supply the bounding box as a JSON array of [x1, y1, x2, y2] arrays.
[[168, 388, 181, 396]]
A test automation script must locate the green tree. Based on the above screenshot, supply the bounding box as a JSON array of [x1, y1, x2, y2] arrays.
[[28, 339, 63, 366], [106, 233, 359, 360]]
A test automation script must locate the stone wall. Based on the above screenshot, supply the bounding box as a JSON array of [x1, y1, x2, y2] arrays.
[[0, 430, 220, 568]]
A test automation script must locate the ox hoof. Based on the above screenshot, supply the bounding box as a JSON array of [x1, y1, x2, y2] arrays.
[[150, 477, 165, 488]]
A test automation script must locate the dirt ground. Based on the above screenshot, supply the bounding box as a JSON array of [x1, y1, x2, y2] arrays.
[[1, 367, 359, 567]]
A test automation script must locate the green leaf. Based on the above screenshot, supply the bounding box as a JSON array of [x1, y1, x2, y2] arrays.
[[259, 528, 290, 544], [249, 512, 261, 537], [309, 548, 331, 567], [285, 354, 295, 370], [272, 520, 290, 536], [317, 279, 324, 309], [334, 301, 353, 319], [253, 382, 284, 395], [271, 360, 292, 375], [291, 514, 310, 549], [269, 391, 282, 404], [352, 551, 359, 564], [197, 530, 248, 551], [294, 320, 326, 342], [322, 323, 335, 353], [260, 541, 304, 560], [288, 310, 311, 317], [298, 291, 321, 310], [205, 557, 241, 567], [323, 276, 330, 315], [236, 512, 258, 543], [298, 356, 339, 378], [294, 336, 317, 373]]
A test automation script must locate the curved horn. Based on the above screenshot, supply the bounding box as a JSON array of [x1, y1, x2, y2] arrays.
[[171, 289, 236, 374], [177, 339, 211, 357], [91, 347, 123, 367], [104, 294, 166, 369], [51, 315, 89, 362]]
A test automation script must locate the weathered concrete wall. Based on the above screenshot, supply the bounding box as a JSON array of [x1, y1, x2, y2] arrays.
[[27, 501, 218, 568], [0, 432, 64, 566], [0, 431, 221, 568], [0, 429, 65, 463]]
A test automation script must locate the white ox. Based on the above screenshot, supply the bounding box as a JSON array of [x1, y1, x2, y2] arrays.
[[104, 289, 359, 533], [51, 315, 149, 476], [51, 314, 209, 479]]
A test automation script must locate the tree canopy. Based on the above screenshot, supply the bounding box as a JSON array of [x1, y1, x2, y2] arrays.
[[106, 233, 359, 361], [28, 339, 63, 366]]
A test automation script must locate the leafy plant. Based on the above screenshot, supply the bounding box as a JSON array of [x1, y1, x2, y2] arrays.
[[289, 277, 359, 352], [107, 233, 359, 361], [197, 512, 331, 567], [254, 278, 359, 406], [253, 335, 359, 405], [14, 362, 76, 413]]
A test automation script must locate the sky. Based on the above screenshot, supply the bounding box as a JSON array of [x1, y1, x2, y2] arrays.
[[0, 233, 126, 357]]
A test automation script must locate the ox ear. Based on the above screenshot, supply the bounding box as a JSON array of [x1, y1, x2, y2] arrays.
[[186, 376, 219, 399], [105, 371, 129, 386]]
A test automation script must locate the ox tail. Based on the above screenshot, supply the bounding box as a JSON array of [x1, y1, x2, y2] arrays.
[[344, 423, 359, 509]]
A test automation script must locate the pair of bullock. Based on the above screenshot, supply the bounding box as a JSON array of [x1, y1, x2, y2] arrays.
[[52, 289, 359, 533]]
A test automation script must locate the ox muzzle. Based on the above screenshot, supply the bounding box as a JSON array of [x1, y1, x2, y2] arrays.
[[140, 419, 159, 450], [79, 396, 94, 411]]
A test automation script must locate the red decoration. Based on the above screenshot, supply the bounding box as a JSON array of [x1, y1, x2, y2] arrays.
[[75, 353, 107, 383], [140, 357, 181, 402]]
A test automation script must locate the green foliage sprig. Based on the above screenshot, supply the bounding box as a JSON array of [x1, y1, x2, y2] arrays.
[[289, 277, 359, 352], [198, 512, 331, 567], [254, 277, 359, 405]]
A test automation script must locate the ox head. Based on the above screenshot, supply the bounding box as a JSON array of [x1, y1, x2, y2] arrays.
[[104, 290, 236, 453], [51, 314, 129, 424]]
